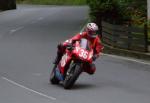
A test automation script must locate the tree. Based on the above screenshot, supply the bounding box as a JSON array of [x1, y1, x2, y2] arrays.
[[0, 0, 16, 10], [87, 0, 126, 34], [87, 0, 147, 26]]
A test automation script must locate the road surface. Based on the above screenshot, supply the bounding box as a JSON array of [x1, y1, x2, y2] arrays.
[[0, 5, 150, 103]]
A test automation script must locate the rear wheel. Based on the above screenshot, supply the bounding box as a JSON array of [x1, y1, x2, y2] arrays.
[[63, 63, 82, 89], [50, 64, 59, 84]]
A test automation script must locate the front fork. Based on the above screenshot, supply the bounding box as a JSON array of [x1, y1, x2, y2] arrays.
[[66, 61, 83, 77]]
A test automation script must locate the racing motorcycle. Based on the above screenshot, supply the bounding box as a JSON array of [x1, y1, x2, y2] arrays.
[[50, 39, 93, 89]]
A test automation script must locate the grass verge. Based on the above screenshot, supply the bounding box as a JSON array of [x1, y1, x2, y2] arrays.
[[16, 0, 87, 5]]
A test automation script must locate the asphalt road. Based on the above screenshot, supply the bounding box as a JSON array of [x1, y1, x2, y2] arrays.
[[0, 5, 150, 103]]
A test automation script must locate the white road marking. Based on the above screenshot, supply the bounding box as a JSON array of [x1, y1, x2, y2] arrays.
[[10, 27, 24, 33], [102, 53, 150, 65], [31, 17, 44, 24], [2, 77, 56, 101]]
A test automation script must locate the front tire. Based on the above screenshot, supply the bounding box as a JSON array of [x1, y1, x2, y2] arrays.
[[63, 63, 82, 89]]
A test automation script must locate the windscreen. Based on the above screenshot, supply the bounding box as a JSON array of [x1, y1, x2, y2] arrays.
[[80, 39, 90, 50]]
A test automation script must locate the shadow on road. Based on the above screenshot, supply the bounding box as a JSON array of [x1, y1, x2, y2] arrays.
[[71, 83, 97, 90], [49, 82, 97, 90]]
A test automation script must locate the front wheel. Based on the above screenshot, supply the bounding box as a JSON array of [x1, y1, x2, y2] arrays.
[[63, 63, 82, 89], [50, 64, 59, 84]]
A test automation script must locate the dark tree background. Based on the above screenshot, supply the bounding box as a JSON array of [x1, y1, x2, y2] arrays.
[[0, 0, 16, 10], [87, 0, 147, 31]]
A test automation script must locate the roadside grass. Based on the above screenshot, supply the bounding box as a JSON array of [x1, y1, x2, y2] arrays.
[[16, 0, 87, 5]]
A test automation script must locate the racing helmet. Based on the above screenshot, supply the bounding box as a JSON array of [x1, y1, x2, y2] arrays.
[[86, 23, 99, 38]]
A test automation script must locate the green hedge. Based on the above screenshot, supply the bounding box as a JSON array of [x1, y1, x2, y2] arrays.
[[0, 0, 16, 10], [17, 0, 87, 5], [86, 0, 127, 34], [87, 0, 147, 33], [87, 0, 133, 23]]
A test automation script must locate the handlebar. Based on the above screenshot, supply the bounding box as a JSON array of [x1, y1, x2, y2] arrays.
[[66, 43, 75, 50]]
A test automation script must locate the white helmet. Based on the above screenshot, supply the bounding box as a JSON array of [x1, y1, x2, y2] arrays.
[[86, 23, 99, 38]]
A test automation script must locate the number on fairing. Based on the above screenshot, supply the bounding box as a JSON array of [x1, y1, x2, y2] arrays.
[[79, 49, 88, 59]]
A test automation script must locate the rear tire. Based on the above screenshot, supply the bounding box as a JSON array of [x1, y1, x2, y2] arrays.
[[50, 64, 59, 84], [63, 64, 82, 89]]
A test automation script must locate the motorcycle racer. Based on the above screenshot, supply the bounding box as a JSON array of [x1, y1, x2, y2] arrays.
[[53, 23, 104, 75]]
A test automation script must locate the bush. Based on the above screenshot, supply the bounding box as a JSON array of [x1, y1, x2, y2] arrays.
[[87, 0, 127, 34], [16, 0, 87, 5], [0, 0, 16, 10], [87, 0, 147, 27]]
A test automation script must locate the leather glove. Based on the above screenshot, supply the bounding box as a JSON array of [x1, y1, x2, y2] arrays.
[[66, 43, 73, 50]]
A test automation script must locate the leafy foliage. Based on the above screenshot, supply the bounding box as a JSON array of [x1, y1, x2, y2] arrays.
[[0, 0, 16, 10], [87, 0, 147, 26], [17, 0, 87, 5]]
